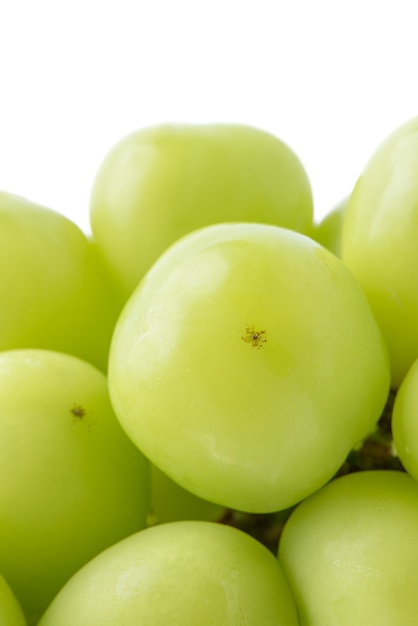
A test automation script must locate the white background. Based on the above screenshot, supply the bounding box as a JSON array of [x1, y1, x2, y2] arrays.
[[1, 0, 417, 234]]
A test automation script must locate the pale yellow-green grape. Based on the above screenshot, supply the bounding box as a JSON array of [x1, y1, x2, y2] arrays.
[[392, 357, 418, 478], [279, 470, 418, 625], [313, 196, 348, 257], [39, 521, 300, 626], [149, 463, 225, 525], [341, 115, 418, 388], [108, 222, 390, 514], [0, 350, 150, 624], [0, 575, 27, 626], [90, 122, 314, 298], [0, 191, 123, 372]]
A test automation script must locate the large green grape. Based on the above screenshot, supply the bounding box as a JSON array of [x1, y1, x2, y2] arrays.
[[0, 575, 26, 626], [39, 520, 300, 626], [108, 222, 390, 514], [0, 349, 150, 624], [340, 115, 418, 388], [279, 470, 418, 625], [89, 122, 314, 298], [0, 191, 122, 372]]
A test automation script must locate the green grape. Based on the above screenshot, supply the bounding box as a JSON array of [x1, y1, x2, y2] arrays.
[[149, 463, 225, 525], [279, 470, 418, 625], [392, 357, 418, 478], [340, 115, 418, 388], [0, 349, 150, 624], [89, 122, 314, 298], [39, 520, 300, 626], [313, 196, 348, 257], [0, 191, 123, 372], [108, 222, 390, 514], [0, 575, 27, 626]]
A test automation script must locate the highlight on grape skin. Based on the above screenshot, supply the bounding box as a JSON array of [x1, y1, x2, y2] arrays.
[[108, 221, 390, 514], [38, 521, 300, 626]]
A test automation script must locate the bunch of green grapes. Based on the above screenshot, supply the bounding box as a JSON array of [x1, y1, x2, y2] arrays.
[[3, 119, 418, 625]]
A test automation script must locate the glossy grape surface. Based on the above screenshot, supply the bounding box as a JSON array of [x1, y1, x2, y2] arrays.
[[0, 350, 150, 623], [109, 222, 390, 513], [0, 191, 122, 372], [341, 115, 418, 388], [279, 470, 418, 625], [39, 521, 300, 626], [90, 122, 314, 297]]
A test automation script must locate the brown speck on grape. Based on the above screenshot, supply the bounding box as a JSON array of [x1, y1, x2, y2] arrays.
[[241, 325, 267, 349], [71, 404, 85, 418]]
